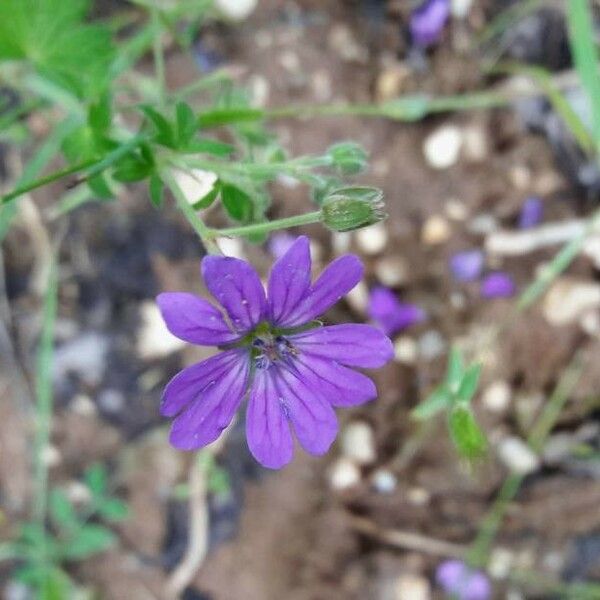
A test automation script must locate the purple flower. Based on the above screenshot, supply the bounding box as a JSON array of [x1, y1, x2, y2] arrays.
[[410, 0, 451, 48], [368, 286, 425, 337], [518, 197, 544, 229], [157, 237, 393, 469], [268, 232, 298, 260], [436, 560, 491, 600], [480, 272, 516, 298], [450, 250, 485, 282]]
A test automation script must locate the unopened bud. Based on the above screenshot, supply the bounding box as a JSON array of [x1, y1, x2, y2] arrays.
[[321, 186, 386, 232], [327, 142, 368, 174]]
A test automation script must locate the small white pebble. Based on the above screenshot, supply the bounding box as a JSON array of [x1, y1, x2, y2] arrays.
[[217, 236, 245, 259], [173, 168, 217, 205], [371, 469, 397, 494], [468, 213, 499, 235], [482, 380, 512, 413], [423, 125, 463, 170], [375, 255, 409, 287], [580, 309, 600, 336], [407, 487, 431, 506], [497, 437, 540, 475], [451, 0, 473, 18], [394, 336, 418, 364], [462, 124, 489, 162], [341, 421, 376, 465], [70, 394, 97, 417], [509, 165, 531, 190], [489, 547, 514, 579], [215, 0, 257, 20], [445, 198, 469, 221], [137, 301, 185, 360], [394, 574, 431, 600], [97, 388, 125, 414], [329, 458, 361, 490], [421, 215, 451, 245], [42, 445, 61, 468], [418, 330, 446, 360], [355, 222, 388, 255], [345, 280, 369, 315], [65, 481, 92, 505], [543, 278, 600, 326]]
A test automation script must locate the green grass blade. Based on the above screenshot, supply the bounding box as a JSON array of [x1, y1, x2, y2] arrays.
[[567, 0, 600, 153]]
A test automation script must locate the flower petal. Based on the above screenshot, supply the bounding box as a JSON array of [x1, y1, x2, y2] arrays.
[[201, 255, 267, 333], [168, 350, 249, 450], [276, 366, 338, 456], [267, 235, 311, 325], [280, 254, 364, 327], [291, 324, 393, 368], [161, 349, 242, 417], [156, 292, 239, 346], [295, 354, 378, 407], [246, 368, 294, 469]]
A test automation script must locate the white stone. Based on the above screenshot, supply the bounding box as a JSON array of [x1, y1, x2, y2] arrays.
[[375, 255, 409, 287], [423, 125, 463, 170], [394, 336, 418, 364], [418, 330, 446, 360], [469, 213, 498, 235], [215, 0, 257, 20], [488, 547, 514, 579], [53, 332, 109, 387], [97, 388, 125, 414], [70, 394, 97, 417], [216, 236, 245, 259], [345, 280, 369, 314], [580, 309, 600, 336], [42, 444, 61, 468], [452, 0, 474, 18], [137, 301, 185, 360], [445, 198, 468, 221], [341, 421, 376, 465], [173, 168, 217, 205], [329, 458, 361, 490], [543, 278, 600, 326], [421, 215, 451, 245], [371, 469, 397, 494], [394, 574, 431, 600], [355, 222, 388, 255], [482, 380, 511, 413], [497, 437, 540, 475], [407, 487, 431, 506], [462, 124, 488, 162], [65, 480, 92, 504]]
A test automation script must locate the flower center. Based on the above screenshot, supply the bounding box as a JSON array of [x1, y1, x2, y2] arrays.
[[252, 332, 296, 370]]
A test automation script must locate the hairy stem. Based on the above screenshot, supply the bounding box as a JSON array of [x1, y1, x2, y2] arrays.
[[210, 211, 322, 239]]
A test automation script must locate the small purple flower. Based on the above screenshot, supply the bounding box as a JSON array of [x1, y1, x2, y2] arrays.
[[450, 250, 485, 283], [268, 232, 298, 260], [518, 197, 544, 229], [480, 272, 516, 299], [436, 560, 491, 600], [410, 0, 451, 48], [368, 286, 425, 337], [157, 237, 393, 469]]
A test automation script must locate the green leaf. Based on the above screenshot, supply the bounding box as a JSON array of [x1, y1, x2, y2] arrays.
[[15, 564, 72, 599], [176, 101, 197, 147], [49, 490, 79, 530], [221, 184, 253, 222], [139, 105, 175, 147], [88, 173, 114, 199], [448, 405, 487, 459], [412, 385, 451, 421], [196, 107, 264, 128], [149, 172, 164, 208], [0, 0, 115, 98], [456, 363, 482, 404], [446, 347, 464, 393], [84, 463, 107, 497], [89, 93, 112, 132], [61, 524, 116, 560], [184, 138, 235, 156], [192, 180, 220, 210], [112, 154, 153, 183], [96, 498, 129, 522]]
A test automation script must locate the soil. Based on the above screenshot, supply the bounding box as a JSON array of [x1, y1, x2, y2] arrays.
[[1, 1, 599, 599]]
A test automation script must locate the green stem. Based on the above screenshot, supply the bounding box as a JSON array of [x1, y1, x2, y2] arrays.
[[33, 259, 59, 529], [151, 1, 166, 107], [467, 353, 584, 567], [160, 168, 221, 255], [210, 211, 323, 239]]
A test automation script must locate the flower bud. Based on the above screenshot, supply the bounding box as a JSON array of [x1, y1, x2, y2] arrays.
[[326, 142, 368, 174], [321, 186, 386, 232]]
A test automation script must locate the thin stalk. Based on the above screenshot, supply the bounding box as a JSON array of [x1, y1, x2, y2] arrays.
[[467, 353, 584, 567], [33, 258, 59, 532], [160, 168, 221, 255], [151, 1, 166, 107], [211, 211, 322, 239]]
